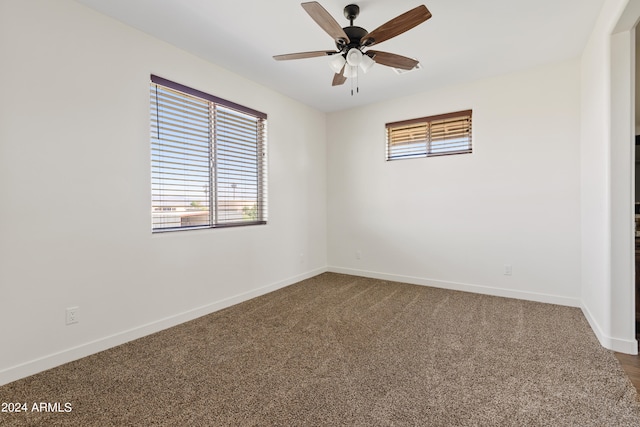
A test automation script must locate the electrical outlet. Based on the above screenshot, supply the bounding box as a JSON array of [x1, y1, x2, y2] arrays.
[[66, 307, 79, 325], [299, 252, 304, 264], [356, 250, 362, 260], [504, 264, 512, 276]]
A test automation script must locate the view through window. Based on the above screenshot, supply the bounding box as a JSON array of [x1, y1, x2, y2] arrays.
[[150, 75, 267, 232]]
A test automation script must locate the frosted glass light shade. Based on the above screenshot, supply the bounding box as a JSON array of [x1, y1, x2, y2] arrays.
[[345, 48, 363, 66], [343, 65, 358, 79], [329, 54, 346, 73], [359, 53, 375, 73]]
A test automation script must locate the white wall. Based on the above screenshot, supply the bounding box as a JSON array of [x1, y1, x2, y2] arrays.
[[580, 0, 639, 354], [0, 0, 327, 385], [610, 27, 636, 349], [636, 27, 640, 134], [327, 60, 582, 305]]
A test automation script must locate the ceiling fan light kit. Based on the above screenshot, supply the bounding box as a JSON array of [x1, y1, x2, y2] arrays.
[[273, 2, 431, 92]]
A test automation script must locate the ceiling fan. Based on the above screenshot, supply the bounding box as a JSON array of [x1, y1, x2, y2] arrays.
[[273, 2, 432, 87]]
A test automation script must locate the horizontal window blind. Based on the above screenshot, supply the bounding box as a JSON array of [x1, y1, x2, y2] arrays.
[[150, 76, 267, 232], [214, 105, 266, 224], [386, 110, 472, 160]]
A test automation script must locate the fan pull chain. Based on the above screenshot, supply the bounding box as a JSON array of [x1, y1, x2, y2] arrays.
[[350, 66, 360, 96], [351, 68, 354, 96]]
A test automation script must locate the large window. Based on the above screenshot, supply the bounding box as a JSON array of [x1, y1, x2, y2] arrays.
[[150, 75, 267, 232], [386, 110, 472, 160]]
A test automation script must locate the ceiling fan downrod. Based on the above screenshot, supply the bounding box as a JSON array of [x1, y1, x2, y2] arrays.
[[337, 4, 368, 53]]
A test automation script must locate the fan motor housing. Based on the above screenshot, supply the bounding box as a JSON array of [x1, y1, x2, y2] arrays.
[[337, 26, 368, 51]]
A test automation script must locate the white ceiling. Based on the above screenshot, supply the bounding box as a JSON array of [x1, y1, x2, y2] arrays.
[[75, 0, 605, 113]]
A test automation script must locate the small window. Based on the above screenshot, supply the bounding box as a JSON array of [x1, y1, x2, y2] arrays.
[[386, 110, 472, 160], [150, 75, 267, 232]]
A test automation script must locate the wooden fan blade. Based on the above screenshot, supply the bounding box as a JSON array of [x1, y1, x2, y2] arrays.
[[332, 64, 347, 86], [302, 2, 350, 45], [367, 50, 419, 70], [361, 5, 431, 47], [273, 50, 336, 60]]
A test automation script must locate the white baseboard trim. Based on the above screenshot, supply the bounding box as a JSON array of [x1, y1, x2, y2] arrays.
[[329, 267, 640, 354], [580, 302, 638, 355], [328, 266, 581, 308], [6, 267, 634, 385], [0, 267, 327, 386]]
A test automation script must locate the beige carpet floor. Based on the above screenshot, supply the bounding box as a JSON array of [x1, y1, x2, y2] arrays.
[[1, 273, 640, 426]]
